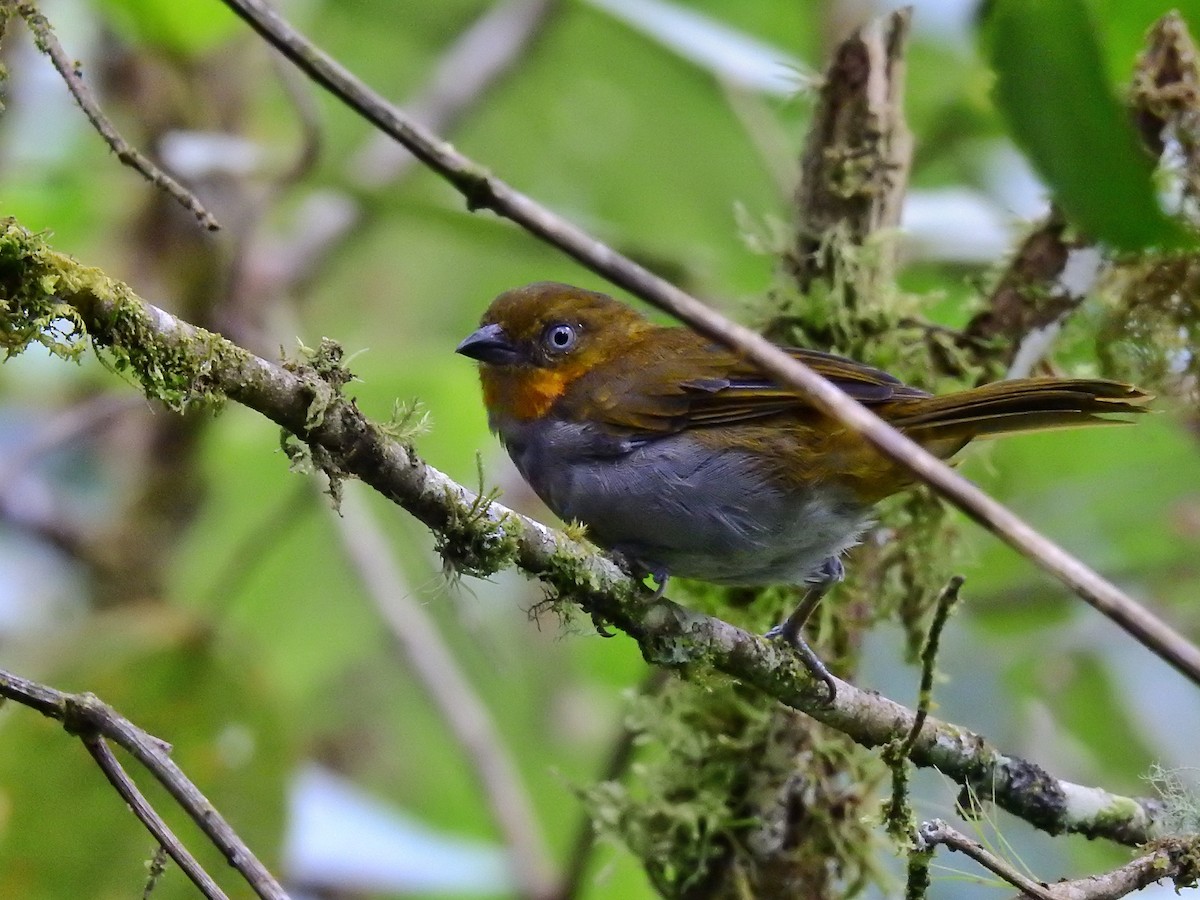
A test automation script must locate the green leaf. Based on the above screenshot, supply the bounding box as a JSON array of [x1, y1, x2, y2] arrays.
[[95, 0, 241, 58], [981, 0, 1190, 251]]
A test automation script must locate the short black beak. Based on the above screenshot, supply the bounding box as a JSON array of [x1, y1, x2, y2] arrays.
[[455, 322, 521, 365]]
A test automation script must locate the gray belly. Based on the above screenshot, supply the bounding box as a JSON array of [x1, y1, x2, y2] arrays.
[[495, 417, 870, 586]]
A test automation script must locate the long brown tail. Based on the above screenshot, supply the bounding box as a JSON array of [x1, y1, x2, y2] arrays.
[[887, 378, 1151, 456]]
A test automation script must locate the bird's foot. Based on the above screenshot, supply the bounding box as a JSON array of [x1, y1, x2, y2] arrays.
[[645, 566, 669, 600], [766, 626, 837, 705], [612, 547, 669, 599], [765, 556, 844, 705]]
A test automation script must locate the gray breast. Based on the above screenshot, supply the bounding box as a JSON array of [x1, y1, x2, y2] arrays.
[[492, 415, 870, 585]]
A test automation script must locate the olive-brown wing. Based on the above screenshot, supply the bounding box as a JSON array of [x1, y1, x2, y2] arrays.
[[575, 331, 929, 436]]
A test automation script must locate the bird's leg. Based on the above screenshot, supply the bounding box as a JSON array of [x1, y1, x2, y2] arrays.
[[646, 566, 669, 600], [767, 557, 843, 703]]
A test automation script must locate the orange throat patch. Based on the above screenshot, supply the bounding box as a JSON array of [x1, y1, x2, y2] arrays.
[[480, 368, 572, 421]]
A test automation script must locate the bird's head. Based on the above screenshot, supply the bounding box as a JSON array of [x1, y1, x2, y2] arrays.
[[456, 282, 653, 421]]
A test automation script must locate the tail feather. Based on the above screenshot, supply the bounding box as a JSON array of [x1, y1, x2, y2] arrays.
[[889, 378, 1151, 444]]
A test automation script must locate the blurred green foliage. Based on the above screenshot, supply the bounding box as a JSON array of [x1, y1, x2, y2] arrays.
[[982, 0, 1189, 250], [0, 1, 1197, 898], [94, 0, 242, 58]]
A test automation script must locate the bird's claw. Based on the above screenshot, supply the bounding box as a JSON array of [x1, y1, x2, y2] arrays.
[[794, 636, 838, 705], [766, 624, 837, 705], [612, 548, 669, 599]]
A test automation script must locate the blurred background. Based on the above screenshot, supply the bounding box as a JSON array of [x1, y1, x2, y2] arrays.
[[0, 0, 1198, 897]]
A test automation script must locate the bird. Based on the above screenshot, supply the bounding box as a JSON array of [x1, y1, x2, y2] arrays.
[[456, 281, 1149, 697]]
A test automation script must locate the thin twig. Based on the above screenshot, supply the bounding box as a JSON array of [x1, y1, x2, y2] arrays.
[[74, 703, 288, 899], [903, 842, 933, 900], [1008, 843, 1193, 900], [884, 576, 965, 837], [229, 0, 557, 324], [923, 819, 1198, 900], [213, 0, 1200, 688], [905, 576, 964, 753], [329, 486, 556, 900], [142, 846, 170, 900], [919, 820, 1058, 900], [0, 669, 289, 899], [13, 2, 220, 230], [83, 735, 229, 900], [350, 0, 560, 188]]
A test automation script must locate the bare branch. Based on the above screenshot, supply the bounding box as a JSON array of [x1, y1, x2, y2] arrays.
[[212, 0, 1200, 688], [919, 820, 1058, 900], [330, 486, 557, 900], [1018, 842, 1197, 899], [921, 819, 1198, 900], [83, 736, 229, 900], [10, 3, 219, 230], [0, 668, 289, 899], [350, 0, 560, 188]]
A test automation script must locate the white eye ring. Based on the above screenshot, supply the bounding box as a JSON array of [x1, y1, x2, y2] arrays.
[[543, 323, 577, 352]]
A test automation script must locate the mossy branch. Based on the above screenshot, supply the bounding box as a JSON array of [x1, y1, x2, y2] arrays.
[[0, 217, 1169, 848]]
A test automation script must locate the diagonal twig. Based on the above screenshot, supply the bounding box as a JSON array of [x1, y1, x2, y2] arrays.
[[213, 0, 1200, 688], [918, 820, 1058, 900], [920, 819, 1197, 900], [0, 667, 289, 899], [1008, 842, 1197, 899], [11, 1, 219, 230], [82, 735, 229, 900]]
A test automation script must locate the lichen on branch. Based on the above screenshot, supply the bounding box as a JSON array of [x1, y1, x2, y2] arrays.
[[0, 215, 1171, 853], [0, 219, 231, 410]]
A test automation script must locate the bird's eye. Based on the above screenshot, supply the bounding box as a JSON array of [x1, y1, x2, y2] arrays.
[[542, 323, 578, 353]]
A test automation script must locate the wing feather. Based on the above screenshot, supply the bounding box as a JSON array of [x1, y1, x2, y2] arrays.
[[576, 330, 927, 436]]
